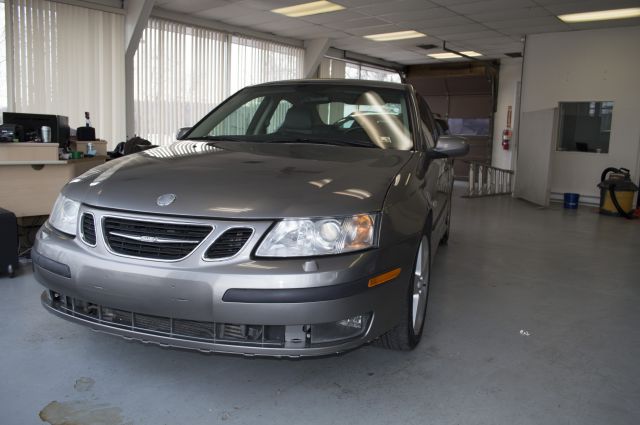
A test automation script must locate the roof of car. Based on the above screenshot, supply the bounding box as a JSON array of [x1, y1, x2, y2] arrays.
[[253, 78, 410, 91]]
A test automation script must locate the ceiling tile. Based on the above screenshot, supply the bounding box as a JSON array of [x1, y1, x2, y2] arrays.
[[468, 6, 552, 23], [380, 7, 457, 23], [425, 22, 489, 36], [430, 0, 485, 5], [500, 23, 570, 35], [235, 0, 309, 10], [344, 24, 402, 36], [324, 17, 392, 30], [448, 0, 537, 14], [333, 0, 390, 6], [414, 15, 476, 30], [443, 30, 505, 40], [356, 0, 439, 17], [159, 0, 232, 14], [198, 4, 259, 19], [485, 15, 566, 29], [225, 12, 282, 26], [250, 17, 313, 32]]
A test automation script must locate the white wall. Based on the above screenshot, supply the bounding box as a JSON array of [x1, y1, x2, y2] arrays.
[[519, 26, 640, 201], [492, 58, 522, 170]]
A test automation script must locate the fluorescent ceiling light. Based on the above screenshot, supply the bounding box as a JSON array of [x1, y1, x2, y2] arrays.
[[272, 1, 345, 17], [364, 30, 426, 42], [428, 51, 482, 59], [428, 52, 461, 59], [558, 7, 640, 23]]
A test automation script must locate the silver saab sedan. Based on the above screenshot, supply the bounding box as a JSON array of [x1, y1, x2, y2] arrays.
[[33, 79, 468, 357]]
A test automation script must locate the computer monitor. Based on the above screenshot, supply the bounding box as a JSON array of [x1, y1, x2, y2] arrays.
[[2, 112, 70, 148]]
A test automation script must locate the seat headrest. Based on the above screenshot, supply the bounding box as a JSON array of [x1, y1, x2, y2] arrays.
[[280, 105, 318, 132]]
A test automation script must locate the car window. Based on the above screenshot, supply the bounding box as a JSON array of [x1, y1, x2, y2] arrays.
[[417, 96, 438, 147], [266, 100, 293, 133], [210, 97, 265, 136], [188, 84, 414, 151]]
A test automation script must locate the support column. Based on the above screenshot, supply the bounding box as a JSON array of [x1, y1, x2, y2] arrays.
[[125, 0, 155, 138], [303, 38, 331, 79]]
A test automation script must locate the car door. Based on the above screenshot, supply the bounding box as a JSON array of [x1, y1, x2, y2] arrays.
[[416, 95, 449, 242]]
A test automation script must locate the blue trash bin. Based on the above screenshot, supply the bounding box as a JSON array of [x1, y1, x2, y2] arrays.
[[563, 192, 580, 209]]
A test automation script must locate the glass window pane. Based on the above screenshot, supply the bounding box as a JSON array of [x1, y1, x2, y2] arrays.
[[266, 100, 293, 133], [210, 97, 265, 136], [190, 84, 414, 150], [447, 118, 491, 136], [345, 63, 360, 79], [557, 101, 613, 153], [0, 4, 7, 118]]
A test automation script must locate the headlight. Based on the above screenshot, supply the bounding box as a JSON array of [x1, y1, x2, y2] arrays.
[[256, 213, 378, 257], [48, 194, 81, 236]]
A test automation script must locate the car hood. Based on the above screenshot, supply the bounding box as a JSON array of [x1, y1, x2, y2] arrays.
[[64, 141, 413, 219]]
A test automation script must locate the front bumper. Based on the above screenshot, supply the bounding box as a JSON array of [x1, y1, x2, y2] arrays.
[[33, 207, 416, 357]]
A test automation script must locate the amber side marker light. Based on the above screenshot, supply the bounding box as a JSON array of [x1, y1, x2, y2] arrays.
[[368, 268, 402, 288]]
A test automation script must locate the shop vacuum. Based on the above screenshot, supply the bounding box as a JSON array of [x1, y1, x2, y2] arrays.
[[597, 167, 639, 219]]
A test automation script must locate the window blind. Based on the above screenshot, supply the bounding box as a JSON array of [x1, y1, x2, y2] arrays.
[[134, 18, 229, 147], [134, 18, 304, 146], [9, 0, 126, 146]]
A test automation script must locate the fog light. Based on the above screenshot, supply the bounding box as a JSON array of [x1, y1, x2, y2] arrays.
[[338, 315, 364, 329], [309, 313, 371, 345]]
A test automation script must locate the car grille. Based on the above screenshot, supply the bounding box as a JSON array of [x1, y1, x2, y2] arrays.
[[103, 217, 212, 260], [81, 213, 96, 245], [48, 292, 285, 348], [205, 228, 253, 259]]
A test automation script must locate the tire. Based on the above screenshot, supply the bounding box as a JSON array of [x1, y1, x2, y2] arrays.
[[376, 233, 431, 351], [8, 264, 15, 278]]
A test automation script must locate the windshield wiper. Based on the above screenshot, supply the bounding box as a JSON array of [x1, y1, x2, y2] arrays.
[[186, 135, 251, 142], [265, 138, 376, 148]]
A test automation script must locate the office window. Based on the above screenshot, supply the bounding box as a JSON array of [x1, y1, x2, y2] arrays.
[[0, 1, 7, 118], [134, 18, 304, 146], [557, 101, 613, 153], [7, 0, 125, 144], [322, 58, 401, 83]]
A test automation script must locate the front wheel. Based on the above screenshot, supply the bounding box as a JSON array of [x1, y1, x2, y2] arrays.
[[376, 234, 431, 350]]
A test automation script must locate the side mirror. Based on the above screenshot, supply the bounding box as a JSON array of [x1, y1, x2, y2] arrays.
[[430, 136, 470, 158], [434, 117, 449, 135], [176, 127, 192, 140]]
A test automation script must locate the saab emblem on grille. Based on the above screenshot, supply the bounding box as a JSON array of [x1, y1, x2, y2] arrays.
[[140, 235, 159, 243], [157, 193, 176, 207]]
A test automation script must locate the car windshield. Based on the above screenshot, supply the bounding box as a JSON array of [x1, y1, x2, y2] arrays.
[[186, 83, 414, 150]]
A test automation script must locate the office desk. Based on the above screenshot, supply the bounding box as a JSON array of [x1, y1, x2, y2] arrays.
[[0, 157, 106, 217]]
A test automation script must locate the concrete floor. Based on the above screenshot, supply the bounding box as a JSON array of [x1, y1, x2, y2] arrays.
[[1, 190, 639, 425]]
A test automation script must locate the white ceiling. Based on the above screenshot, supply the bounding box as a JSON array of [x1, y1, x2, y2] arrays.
[[155, 0, 640, 65]]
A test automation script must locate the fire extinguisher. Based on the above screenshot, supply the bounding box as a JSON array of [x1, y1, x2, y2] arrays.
[[502, 105, 512, 150]]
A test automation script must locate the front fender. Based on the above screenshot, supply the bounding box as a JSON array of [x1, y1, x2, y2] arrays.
[[379, 154, 432, 250]]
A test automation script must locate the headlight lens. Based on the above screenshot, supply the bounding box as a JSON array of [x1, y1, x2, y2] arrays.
[[256, 213, 378, 257], [48, 194, 81, 235]]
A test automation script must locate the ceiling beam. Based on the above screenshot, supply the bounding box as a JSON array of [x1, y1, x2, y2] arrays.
[[126, 0, 155, 60]]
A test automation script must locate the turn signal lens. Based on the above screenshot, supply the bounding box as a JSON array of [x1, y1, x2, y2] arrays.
[[368, 268, 401, 287]]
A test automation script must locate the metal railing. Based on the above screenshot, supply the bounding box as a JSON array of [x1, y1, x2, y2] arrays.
[[465, 161, 513, 197]]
